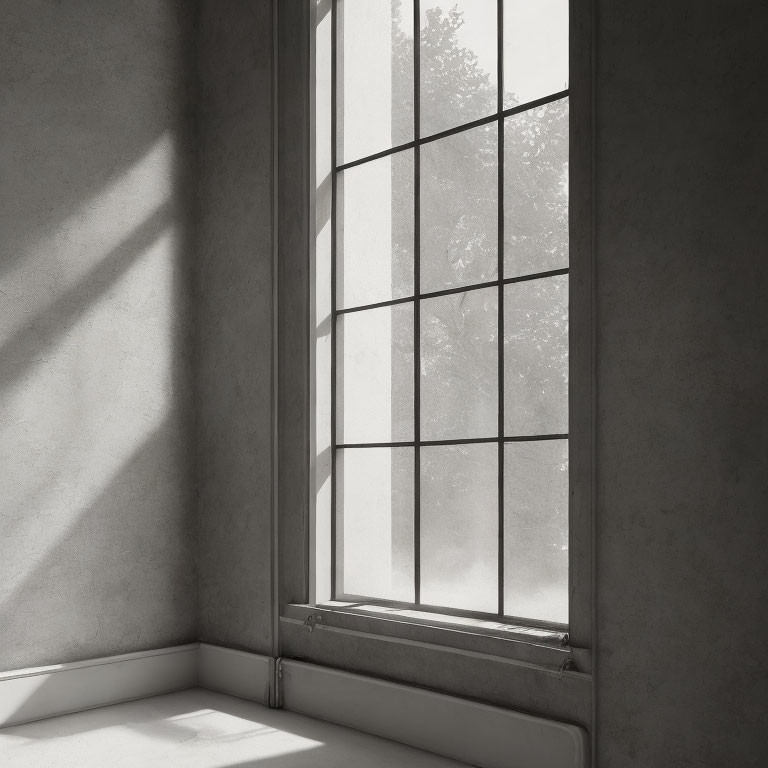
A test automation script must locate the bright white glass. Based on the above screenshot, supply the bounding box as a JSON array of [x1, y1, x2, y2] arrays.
[[328, 0, 571, 620], [420, 124, 498, 293], [338, 150, 414, 309], [338, 447, 414, 601], [421, 443, 498, 612], [504, 98, 569, 278], [504, 276, 568, 435], [503, 0, 568, 108], [337, 304, 414, 444], [338, 0, 414, 163], [421, 288, 498, 441], [504, 440, 568, 623], [420, 0, 497, 136]]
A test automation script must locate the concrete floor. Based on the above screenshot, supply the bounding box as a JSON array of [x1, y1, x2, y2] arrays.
[[0, 688, 471, 767]]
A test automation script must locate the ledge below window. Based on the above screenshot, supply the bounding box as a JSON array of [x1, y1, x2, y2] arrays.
[[282, 603, 591, 674]]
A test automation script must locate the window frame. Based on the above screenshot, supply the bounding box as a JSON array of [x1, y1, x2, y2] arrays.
[[329, 0, 571, 629], [276, 0, 593, 683]]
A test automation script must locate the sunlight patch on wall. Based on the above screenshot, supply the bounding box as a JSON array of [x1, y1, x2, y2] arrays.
[[0, 130, 181, 616], [0, 227, 177, 602], [2, 132, 176, 342]]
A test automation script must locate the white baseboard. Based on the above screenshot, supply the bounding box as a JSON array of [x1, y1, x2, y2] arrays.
[[0, 644, 198, 728], [198, 643, 272, 705], [1, 645, 587, 768], [280, 659, 588, 768], [0, 643, 273, 729]]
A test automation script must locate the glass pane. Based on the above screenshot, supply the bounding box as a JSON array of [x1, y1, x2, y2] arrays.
[[504, 440, 568, 623], [421, 288, 498, 441], [338, 447, 414, 601], [421, 124, 498, 293], [503, 0, 568, 109], [421, 444, 498, 612], [420, 0, 498, 137], [337, 305, 414, 443], [504, 276, 568, 435], [338, 0, 414, 164], [338, 150, 414, 309], [504, 99, 569, 278]]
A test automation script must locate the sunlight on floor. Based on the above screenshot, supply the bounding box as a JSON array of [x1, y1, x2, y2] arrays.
[[0, 689, 470, 768]]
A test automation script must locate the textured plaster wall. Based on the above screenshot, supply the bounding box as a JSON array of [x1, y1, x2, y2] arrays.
[[196, 0, 275, 654], [0, 0, 198, 670], [595, 1, 768, 765]]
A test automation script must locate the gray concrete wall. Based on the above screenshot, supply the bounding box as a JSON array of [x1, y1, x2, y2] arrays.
[[594, 1, 768, 765], [0, 0, 198, 670], [196, 0, 275, 654]]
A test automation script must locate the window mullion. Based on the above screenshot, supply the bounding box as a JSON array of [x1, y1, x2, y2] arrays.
[[413, 0, 422, 607], [496, 0, 505, 618], [330, 0, 338, 601]]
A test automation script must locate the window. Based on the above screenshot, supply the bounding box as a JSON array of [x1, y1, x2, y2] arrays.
[[316, 0, 570, 627]]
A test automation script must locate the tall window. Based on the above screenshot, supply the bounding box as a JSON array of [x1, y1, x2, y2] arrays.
[[327, 0, 569, 626]]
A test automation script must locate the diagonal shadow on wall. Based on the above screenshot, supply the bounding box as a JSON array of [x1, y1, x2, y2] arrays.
[[0, 414, 197, 677], [0, 0, 197, 680], [0, 203, 170, 394], [0, 0, 193, 279]]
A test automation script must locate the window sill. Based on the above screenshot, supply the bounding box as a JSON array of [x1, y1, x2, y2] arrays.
[[282, 603, 591, 674]]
